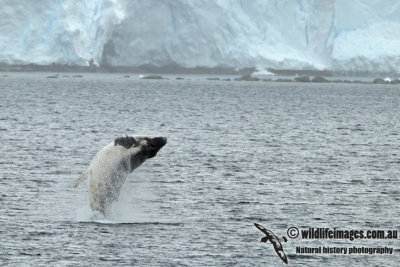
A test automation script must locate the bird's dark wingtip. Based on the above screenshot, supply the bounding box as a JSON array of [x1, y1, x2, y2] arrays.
[[277, 250, 289, 264], [254, 222, 268, 234]]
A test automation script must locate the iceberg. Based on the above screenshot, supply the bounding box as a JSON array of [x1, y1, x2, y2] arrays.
[[1, 0, 399, 72]]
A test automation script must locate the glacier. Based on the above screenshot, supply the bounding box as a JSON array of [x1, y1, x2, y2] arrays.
[[0, 0, 125, 66], [1, 0, 400, 73]]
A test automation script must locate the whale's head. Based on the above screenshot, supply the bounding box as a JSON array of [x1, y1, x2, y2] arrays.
[[134, 135, 167, 159], [114, 135, 167, 171]]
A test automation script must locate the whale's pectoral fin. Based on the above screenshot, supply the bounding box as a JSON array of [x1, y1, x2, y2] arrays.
[[280, 236, 288, 242], [73, 169, 90, 188]]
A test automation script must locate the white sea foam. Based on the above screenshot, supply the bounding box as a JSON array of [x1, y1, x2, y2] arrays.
[[75, 178, 176, 224]]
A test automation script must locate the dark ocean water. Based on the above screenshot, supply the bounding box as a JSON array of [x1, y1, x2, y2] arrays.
[[0, 73, 399, 266]]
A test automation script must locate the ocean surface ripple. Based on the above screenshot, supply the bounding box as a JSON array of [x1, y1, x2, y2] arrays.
[[0, 73, 399, 266]]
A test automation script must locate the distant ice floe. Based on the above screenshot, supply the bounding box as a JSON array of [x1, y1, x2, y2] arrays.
[[251, 69, 275, 77]]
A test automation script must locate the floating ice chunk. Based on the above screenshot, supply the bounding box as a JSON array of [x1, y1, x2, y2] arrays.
[[252, 69, 274, 77]]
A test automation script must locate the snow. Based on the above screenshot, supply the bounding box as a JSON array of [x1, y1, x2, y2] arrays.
[[1, 0, 399, 72]]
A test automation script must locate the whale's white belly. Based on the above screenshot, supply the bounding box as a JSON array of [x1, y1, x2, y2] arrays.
[[88, 143, 130, 212]]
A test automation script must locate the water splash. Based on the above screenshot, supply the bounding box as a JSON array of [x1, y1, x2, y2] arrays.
[[75, 178, 180, 225]]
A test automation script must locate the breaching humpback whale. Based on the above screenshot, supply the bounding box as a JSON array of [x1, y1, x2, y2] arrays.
[[73, 135, 167, 214]]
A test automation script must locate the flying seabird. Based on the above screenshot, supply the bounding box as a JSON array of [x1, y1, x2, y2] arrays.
[[254, 222, 288, 264]]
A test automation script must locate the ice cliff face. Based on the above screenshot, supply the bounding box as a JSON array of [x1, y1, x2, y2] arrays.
[[0, 0, 124, 65], [1, 0, 399, 72], [104, 0, 334, 70], [333, 0, 400, 72]]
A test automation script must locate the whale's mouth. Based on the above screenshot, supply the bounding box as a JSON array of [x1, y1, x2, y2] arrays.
[[148, 137, 167, 158], [156, 137, 167, 148]]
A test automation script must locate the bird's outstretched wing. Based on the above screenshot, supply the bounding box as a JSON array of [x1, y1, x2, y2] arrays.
[[254, 223, 268, 235], [273, 244, 288, 264]]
